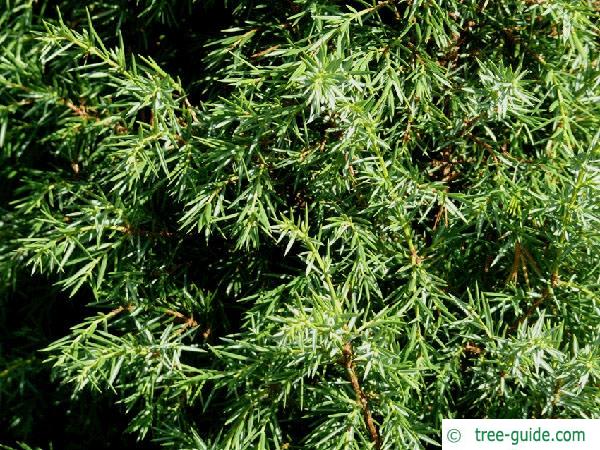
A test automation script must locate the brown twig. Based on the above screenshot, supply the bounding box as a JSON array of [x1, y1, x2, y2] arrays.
[[507, 241, 522, 284], [440, 0, 488, 68], [164, 309, 198, 330], [251, 45, 280, 59], [468, 133, 500, 164], [116, 223, 175, 238], [402, 117, 412, 144], [62, 99, 99, 121], [433, 203, 448, 230], [341, 342, 381, 449], [457, 114, 483, 138], [463, 342, 483, 356], [183, 97, 199, 124], [508, 271, 559, 333], [108, 304, 135, 317]]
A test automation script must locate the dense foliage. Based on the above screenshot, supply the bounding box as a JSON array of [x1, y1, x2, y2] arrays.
[[1, 0, 599, 448]]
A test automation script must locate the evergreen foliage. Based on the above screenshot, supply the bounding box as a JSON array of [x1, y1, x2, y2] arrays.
[[1, 0, 599, 448]]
